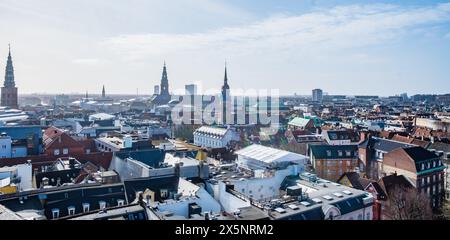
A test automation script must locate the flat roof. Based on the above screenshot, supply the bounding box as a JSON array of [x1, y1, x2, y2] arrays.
[[235, 144, 308, 164]]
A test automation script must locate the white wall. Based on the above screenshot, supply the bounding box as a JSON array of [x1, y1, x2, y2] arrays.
[[338, 206, 373, 220], [218, 181, 251, 213], [17, 163, 32, 191]]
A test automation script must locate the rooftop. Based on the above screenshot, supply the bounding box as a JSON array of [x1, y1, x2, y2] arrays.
[[235, 144, 308, 164]]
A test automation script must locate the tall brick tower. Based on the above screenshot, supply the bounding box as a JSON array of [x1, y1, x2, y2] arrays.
[[1, 45, 18, 109]]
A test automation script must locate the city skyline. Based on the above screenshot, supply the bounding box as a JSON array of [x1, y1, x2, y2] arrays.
[[1, 0, 450, 96]]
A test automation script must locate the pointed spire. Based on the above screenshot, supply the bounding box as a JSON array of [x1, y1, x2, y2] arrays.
[[222, 61, 230, 91], [4, 44, 15, 88], [160, 61, 169, 96], [86, 90, 89, 99], [224, 61, 228, 84], [102, 85, 106, 98]]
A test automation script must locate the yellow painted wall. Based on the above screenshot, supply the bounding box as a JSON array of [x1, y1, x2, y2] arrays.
[[0, 185, 17, 194]]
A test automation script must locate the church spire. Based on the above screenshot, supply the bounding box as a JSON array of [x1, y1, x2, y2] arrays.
[[4, 44, 15, 88], [2, 44, 18, 109], [160, 61, 169, 96], [222, 62, 230, 91], [102, 85, 106, 98]]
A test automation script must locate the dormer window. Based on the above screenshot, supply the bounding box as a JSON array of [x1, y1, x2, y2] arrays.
[[99, 201, 107, 210], [345, 151, 351, 157], [338, 151, 343, 157], [52, 208, 60, 219], [82, 203, 90, 213], [326, 150, 332, 157], [160, 189, 169, 199], [117, 199, 125, 206], [67, 206, 75, 216]]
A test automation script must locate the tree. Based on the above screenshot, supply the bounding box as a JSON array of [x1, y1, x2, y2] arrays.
[[384, 185, 432, 220]]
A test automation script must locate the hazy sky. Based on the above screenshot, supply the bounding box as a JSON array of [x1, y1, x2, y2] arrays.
[[1, 0, 449, 96]]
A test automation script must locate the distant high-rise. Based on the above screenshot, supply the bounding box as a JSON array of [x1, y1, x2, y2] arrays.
[[312, 89, 323, 103], [185, 84, 197, 96], [1, 45, 18, 109]]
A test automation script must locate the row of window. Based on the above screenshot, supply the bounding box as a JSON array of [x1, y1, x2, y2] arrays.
[[325, 150, 357, 157], [51, 199, 125, 219], [420, 183, 443, 196], [194, 136, 224, 148], [53, 148, 69, 156], [419, 174, 443, 186], [420, 160, 443, 171], [97, 143, 113, 152]]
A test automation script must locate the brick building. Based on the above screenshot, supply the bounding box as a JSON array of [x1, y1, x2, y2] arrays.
[[309, 145, 360, 181]]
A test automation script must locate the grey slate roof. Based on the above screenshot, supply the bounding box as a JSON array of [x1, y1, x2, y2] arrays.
[[309, 145, 358, 159], [359, 137, 415, 152]]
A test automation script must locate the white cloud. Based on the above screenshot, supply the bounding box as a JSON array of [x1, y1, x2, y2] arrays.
[[104, 3, 450, 60]]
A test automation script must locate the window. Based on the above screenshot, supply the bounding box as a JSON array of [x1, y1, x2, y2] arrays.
[[1, 145, 6, 149], [86, 149, 91, 154], [338, 151, 343, 157], [358, 214, 363, 220], [54, 149, 60, 156], [421, 164, 425, 171], [117, 199, 125, 206], [160, 189, 169, 199], [52, 208, 60, 219], [346, 151, 351, 157], [99, 201, 107, 210], [326, 150, 332, 157], [67, 206, 75, 216], [366, 212, 371, 220], [63, 148, 69, 155], [433, 161, 436, 168], [83, 203, 90, 213]]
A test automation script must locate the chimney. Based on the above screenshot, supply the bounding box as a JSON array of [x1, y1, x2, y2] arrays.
[[69, 158, 75, 169]]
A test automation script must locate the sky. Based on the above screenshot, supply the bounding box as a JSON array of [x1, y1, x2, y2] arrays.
[[0, 0, 449, 96]]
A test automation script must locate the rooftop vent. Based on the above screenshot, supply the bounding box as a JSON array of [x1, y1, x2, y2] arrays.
[[288, 204, 299, 210], [322, 195, 333, 201], [300, 201, 311, 207], [274, 207, 286, 214], [333, 193, 344, 198], [342, 190, 353, 195]]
